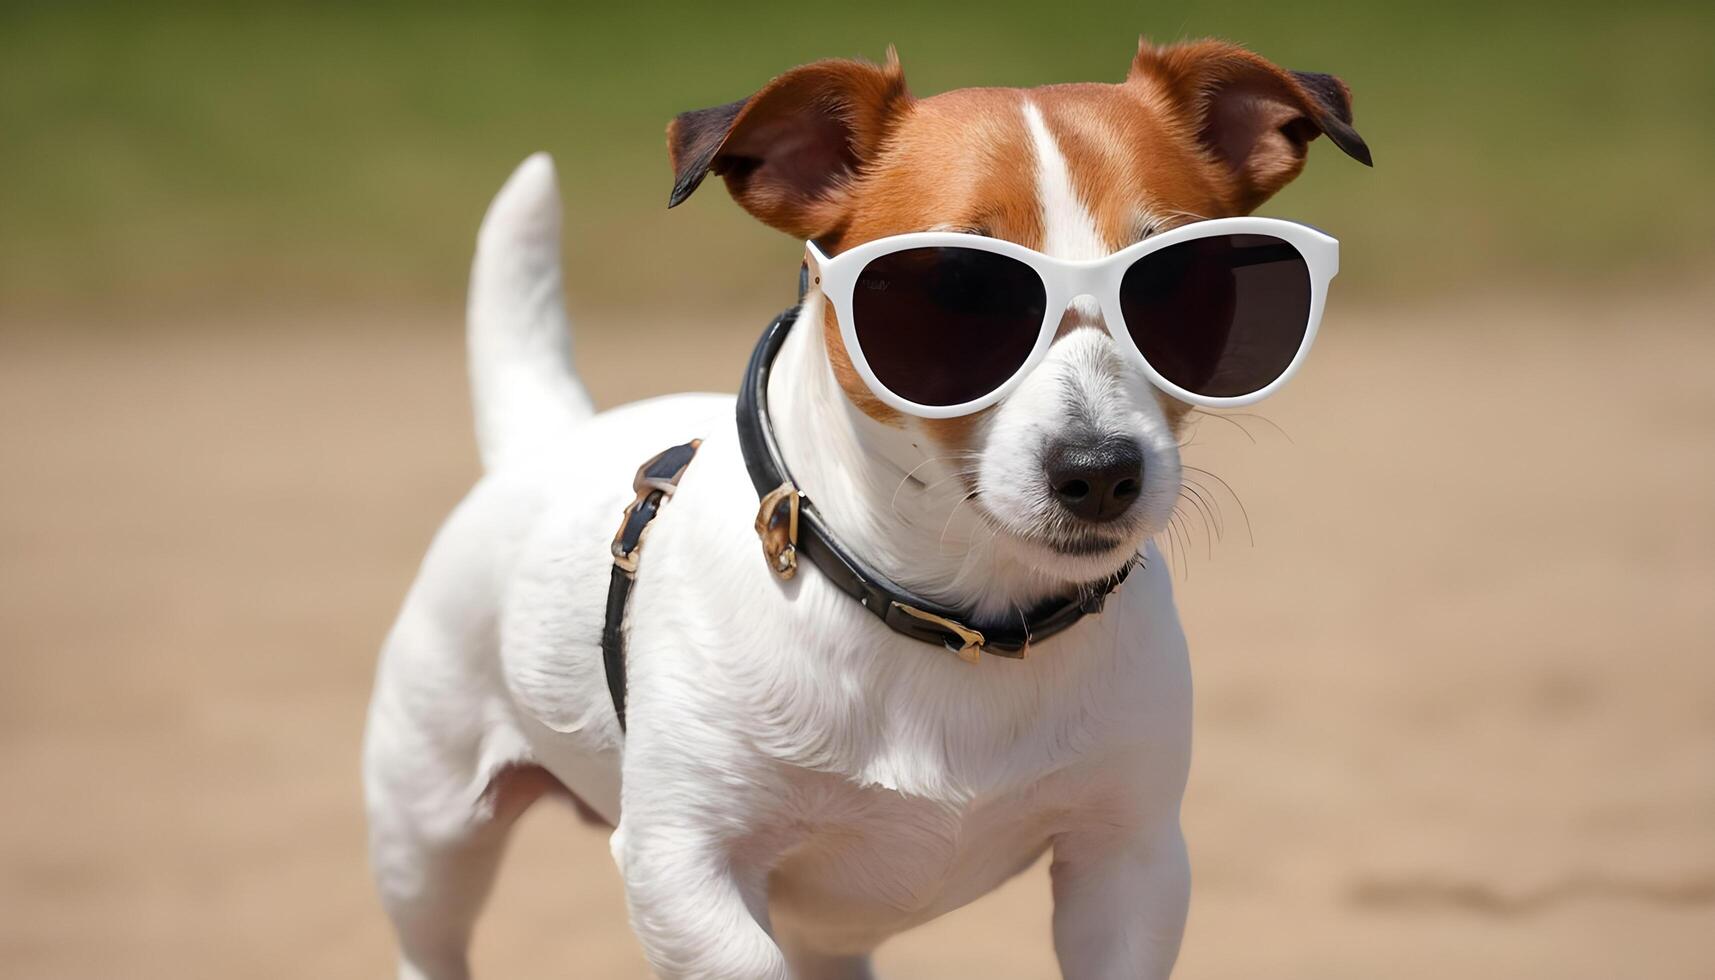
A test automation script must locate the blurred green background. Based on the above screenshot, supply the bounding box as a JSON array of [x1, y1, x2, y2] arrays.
[[3, 0, 1711, 323]]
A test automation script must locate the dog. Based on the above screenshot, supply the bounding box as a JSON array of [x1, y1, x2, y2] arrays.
[[364, 38, 1368, 980]]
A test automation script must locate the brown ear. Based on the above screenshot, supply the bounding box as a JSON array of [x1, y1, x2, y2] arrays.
[[1129, 40, 1371, 212], [666, 52, 912, 239]]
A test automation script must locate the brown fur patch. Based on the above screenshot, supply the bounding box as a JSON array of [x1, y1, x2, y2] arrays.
[[666, 53, 913, 240], [1127, 39, 1368, 211]]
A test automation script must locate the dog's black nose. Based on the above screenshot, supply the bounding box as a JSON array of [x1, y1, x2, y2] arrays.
[[1044, 437, 1144, 523]]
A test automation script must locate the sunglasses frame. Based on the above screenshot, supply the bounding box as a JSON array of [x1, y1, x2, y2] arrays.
[[806, 216, 1339, 419]]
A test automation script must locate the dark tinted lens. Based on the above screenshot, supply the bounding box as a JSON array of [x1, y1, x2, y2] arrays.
[[851, 246, 1046, 407], [1119, 234, 1311, 398]]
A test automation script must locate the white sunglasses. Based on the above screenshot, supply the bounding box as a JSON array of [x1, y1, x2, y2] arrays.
[[806, 216, 1338, 419]]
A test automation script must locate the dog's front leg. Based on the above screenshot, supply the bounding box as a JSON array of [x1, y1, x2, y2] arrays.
[[1049, 821, 1191, 980], [612, 789, 789, 980], [613, 820, 788, 979]]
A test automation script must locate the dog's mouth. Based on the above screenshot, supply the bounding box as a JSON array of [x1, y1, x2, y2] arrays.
[[1039, 530, 1127, 556], [966, 494, 1145, 566]]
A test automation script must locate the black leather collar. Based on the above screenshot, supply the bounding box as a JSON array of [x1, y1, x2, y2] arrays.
[[735, 306, 1131, 660]]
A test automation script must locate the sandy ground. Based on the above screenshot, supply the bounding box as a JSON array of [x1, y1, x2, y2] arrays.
[[2, 287, 1712, 978]]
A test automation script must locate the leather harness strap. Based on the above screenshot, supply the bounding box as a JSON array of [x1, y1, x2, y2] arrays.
[[601, 439, 701, 730]]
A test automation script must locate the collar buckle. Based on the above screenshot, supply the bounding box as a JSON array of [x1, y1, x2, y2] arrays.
[[754, 481, 802, 579], [890, 602, 986, 663]]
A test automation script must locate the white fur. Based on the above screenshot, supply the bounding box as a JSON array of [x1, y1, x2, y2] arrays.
[[1023, 102, 1107, 263], [465, 153, 595, 470], [365, 144, 1193, 980]]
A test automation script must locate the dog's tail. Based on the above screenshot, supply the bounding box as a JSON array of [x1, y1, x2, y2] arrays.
[[466, 153, 595, 471]]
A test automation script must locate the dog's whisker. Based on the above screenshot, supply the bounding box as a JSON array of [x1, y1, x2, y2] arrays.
[[1179, 487, 1221, 549], [1179, 483, 1223, 541], [947, 509, 1003, 589], [1169, 511, 1191, 579], [1222, 411, 1295, 445], [1182, 465, 1254, 546], [1177, 476, 1227, 532], [1174, 497, 1213, 560], [1160, 523, 1179, 581], [888, 455, 980, 521], [936, 488, 982, 549], [916, 467, 981, 497], [1158, 515, 1179, 580], [1188, 409, 1257, 445], [1188, 480, 1225, 539], [1189, 498, 1214, 559], [890, 479, 984, 533], [1175, 509, 1199, 572]]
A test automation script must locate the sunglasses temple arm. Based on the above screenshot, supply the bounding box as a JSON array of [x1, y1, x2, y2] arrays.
[[801, 240, 834, 300]]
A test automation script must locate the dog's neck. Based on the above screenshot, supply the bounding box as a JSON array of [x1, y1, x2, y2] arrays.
[[766, 295, 1065, 621]]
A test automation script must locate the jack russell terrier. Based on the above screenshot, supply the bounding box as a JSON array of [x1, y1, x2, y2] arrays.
[[364, 38, 1369, 980]]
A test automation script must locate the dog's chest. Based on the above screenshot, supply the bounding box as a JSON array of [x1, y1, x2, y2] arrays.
[[765, 772, 1074, 950]]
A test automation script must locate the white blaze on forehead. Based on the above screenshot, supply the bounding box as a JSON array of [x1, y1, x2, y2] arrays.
[[1022, 101, 1107, 263]]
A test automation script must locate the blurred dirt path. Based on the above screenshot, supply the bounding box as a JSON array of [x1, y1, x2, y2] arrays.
[[2, 289, 1712, 978]]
